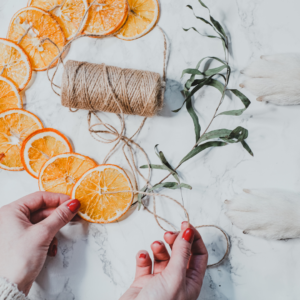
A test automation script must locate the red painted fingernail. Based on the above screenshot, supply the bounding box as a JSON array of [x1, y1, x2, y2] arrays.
[[139, 253, 147, 259], [182, 228, 194, 243], [165, 231, 176, 235], [67, 199, 81, 213], [52, 245, 57, 257], [153, 241, 162, 246]]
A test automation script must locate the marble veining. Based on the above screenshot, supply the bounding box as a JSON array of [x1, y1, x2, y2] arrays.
[[1, 0, 300, 299]]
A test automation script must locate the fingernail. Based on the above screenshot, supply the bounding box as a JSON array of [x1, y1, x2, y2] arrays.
[[181, 221, 188, 225], [67, 199, 81, 213], [165, 231, 176, 235], [139, 253, 147, 259], [182, 228, 194, 243], [153, 241, 162, 246], [52, 245, 57, 257]]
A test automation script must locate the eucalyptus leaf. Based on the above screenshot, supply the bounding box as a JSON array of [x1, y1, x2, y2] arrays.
[[218, 89, 251, 116], [155, 145, 180, 183], [180, 141, 227, 164], [198, 0, 209, 10], [140, 164, 168, 170], [186, 97, 201, 142], [151, 182, 192, 191], [138, 185, 148, 210], [197, 129, 232, 144], [210, 16, 227, 40], [221, 126, 248, 143], [204, 64, 227, 76], [183, 27, 221, 40], [241, 140, 254, 156]]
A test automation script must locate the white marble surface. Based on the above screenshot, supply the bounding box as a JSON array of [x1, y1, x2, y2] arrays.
[[1, 0, 300, 299]]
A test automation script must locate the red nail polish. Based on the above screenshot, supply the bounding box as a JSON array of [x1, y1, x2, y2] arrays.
[[182, 228, 194, 243], [165, 231, 176, 235], [67, 199, 81, 213], [139, 253, 147, 259], [52, 245, 57, 257], [153, 241, 162, 246]]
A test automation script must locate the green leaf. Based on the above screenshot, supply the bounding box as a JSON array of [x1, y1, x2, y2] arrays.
[[140, 164, 168, 170], [138, 185, 148, 210], [180, 141, 227, 164], [241, 140, 254, 156], [183, 27, 221, 40], [205, 78, 225, 94], [198, 0, 209, 9], [151, 182, 192, 191], [218, 89, 251, 116], [198, 129, 232, 144], [181, 68, 204, 77], [204, 65, 227, 76], [221, 126, 248, 143], [186, 97, 201, 142], [210, 16, 227, 40], [155, 145, 180, 183]]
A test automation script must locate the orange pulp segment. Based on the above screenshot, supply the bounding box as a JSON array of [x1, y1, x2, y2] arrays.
[[7, 7, 66, 71], [0, 38, 32, 90], [28, 0, 88, 40], [21, 128, 72, 178], [83, 0, 128, 36], [39, 153, 97, 195], [0, 109, 43, 171], [72, 164, 133, 223], [116, 0, 159, 40], [0, 76, 22, 113]]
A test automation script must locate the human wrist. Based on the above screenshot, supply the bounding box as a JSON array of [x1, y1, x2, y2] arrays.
[[0, 277, 29, 300]]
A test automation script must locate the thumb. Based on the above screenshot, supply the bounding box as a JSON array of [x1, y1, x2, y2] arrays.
[[39, 199, 81, 239], [166, 223, 194, 275]]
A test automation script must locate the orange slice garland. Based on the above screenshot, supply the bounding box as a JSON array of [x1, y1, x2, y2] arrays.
[[28, 0, 88, 40], [21, 128, 72, 179], [116, 0, 159, 40], [72, 164, 133, 223], [0, 77, 22, 113], [83, 0, 128, 36], [39, 152, 97, 195], [0, 109, 43, 171], [7, 7, 66, 71], [0, 38, 32, 90]]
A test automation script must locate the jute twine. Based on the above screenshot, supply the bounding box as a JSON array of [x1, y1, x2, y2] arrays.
[[16, 0, 232, 268], [61, 61, 164, 117]]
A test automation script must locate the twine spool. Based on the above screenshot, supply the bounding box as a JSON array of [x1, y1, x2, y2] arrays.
[[61, 60, 165, 117]]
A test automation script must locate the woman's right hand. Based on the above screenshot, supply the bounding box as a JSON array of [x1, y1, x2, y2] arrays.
[[120, 222, 208, 300]]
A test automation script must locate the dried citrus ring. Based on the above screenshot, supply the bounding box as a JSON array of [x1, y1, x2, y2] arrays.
[[0, 109, 43, 171], [72, 164, 133, 223], [39, 153, 97, 196], [21, 128, 72, 179], [7, 7, 66, 71], [116, 0, 159, 40], [0, 38, 32, 90], [0, 77, 22, 113], [83, 0, 128, 36], [28, 0, 88, 40]]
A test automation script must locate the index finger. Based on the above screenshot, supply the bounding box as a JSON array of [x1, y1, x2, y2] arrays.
[[15, 191, 70, 214]]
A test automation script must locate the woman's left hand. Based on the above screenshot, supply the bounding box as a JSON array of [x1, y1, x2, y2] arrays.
[[0, 192, 81, 295]]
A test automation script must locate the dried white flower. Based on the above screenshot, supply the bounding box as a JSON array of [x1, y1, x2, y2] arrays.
[[240, 54, 300, 105], [225, 188, 300, 239]]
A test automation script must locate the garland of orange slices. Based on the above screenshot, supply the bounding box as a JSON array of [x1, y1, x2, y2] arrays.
[[0, 0, 160, 224]]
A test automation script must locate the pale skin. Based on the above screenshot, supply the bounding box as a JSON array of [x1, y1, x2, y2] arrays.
[[0, 192, 208, 299]]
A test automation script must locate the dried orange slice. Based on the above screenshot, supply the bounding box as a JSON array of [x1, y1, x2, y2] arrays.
[[0, 77, 22, 113], [21, 128, 72, 179], [72, 164, 133, 223], [0, 38, 32, 90], [0, 109, 43, 171], [83, 0, 128, 36], [28, 0, 88, 40], [116, 0, 159, 40], [39, 153, 97, 195], [7, 7, 66, 71]]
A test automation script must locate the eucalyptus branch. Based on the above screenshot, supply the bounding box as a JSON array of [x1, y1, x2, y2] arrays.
[[138, 1, 253, 206]]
